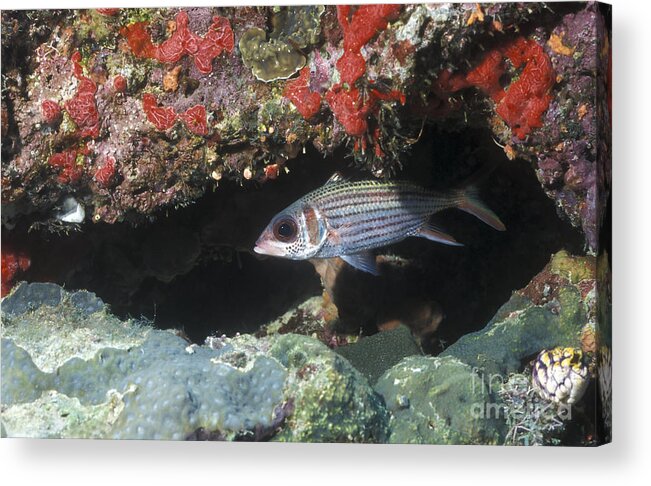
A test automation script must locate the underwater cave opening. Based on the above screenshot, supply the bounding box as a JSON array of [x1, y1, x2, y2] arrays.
[[4, 124, 583, 350]]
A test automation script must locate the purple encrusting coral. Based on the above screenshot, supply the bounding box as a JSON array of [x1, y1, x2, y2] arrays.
[[532, 4, 611, 251]]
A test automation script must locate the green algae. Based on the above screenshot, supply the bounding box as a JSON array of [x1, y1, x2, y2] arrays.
[[239, 27, 306, 83], [270, 5, 324, 48], [239, 6, 324, 82]]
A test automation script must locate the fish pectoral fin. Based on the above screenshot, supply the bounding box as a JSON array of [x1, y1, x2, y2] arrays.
[[340, 252, 380, 276], [416, 224, 464, 246]]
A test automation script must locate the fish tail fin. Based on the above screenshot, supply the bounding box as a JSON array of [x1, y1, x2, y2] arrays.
[[454, 185, 506, 231], [450, 161, 506, 231]]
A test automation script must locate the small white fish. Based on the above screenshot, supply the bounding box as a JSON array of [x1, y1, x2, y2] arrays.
[[55, 196, 85, 223]]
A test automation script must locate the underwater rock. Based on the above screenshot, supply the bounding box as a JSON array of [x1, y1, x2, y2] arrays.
[[268, 334, 389, 443], [1, 388, 130, 439], [375, 355, 503, 444], [534, 4, 611, 251], [1, 282, 147, 373], [441, 251, 595, 376], [1, 338, 51, 404], [255, 295, 354, 348], [68, 290, 106, 315], [1, 281, 65, 317], [1, 283, 388, 442]]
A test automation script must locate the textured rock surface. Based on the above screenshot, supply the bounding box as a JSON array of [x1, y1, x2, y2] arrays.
[[441, 251, 595, 376], [269, 334, 389, 443], [1, 388, 129, 439], [1, 283, 387, 441], [2, 282, 148, 373], [375, 355, 503, 444]]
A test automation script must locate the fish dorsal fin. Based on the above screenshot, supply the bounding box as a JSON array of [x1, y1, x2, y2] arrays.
[[325, 172, 347, 185], [340, 252, 380, 276]]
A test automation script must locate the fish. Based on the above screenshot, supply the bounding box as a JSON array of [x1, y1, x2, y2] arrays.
[[254, 172, 505, 275]]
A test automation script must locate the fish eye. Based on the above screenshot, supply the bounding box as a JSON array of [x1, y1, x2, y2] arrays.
[[273, 217, 298, 242]]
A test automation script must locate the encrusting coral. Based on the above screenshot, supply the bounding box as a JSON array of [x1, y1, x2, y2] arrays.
[[1, 4, 608, 256]]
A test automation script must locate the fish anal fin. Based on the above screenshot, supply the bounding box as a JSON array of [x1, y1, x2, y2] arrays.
[[340, 252, 380, 276], [417, 224, 463, 246]]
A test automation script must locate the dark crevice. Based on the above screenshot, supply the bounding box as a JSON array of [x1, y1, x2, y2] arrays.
[[3, 124, 583, 348]]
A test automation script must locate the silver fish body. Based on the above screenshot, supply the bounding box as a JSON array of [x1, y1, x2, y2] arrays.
[[254, 173, 505, 275]]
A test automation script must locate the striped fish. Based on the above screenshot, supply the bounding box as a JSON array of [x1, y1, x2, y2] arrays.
[[254, 172, 505, 275]]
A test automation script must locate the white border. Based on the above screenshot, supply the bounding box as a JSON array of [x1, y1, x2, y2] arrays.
[[2, 0, 649, 484]]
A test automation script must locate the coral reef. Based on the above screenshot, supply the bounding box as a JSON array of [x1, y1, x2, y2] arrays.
[[1, 283, 387, 441], [267, 334, 389, 442], [441, 251, 596, 376], [1, 4, 609, 253]]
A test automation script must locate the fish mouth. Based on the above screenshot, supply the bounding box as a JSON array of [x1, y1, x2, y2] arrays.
[[253, 238, 284, 257]]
